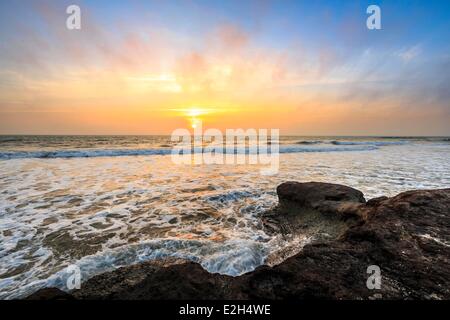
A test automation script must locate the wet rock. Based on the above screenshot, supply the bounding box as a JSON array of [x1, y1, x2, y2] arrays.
[[277, 181, 365, 204], [27, 183, 450, 300], [262, 182, 363, 242], [72, 259, 240, 300], [366, 196, 388, 207], [276, 181, 366, 220], [25, 288, 74, 300], [243, 187, 450, 299]]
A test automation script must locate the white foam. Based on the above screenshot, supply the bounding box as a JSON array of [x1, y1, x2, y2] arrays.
[[0, 139, 449, 299]]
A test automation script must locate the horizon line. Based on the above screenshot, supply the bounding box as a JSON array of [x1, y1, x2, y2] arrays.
[[1, 134, 449, 138]]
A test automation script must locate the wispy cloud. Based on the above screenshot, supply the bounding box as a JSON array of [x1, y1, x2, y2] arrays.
[[395, 45, 422, 63], [0, 0, 448, 135]]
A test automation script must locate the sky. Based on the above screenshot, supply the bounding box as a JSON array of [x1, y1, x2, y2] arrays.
[[0, 0, 449, 135]]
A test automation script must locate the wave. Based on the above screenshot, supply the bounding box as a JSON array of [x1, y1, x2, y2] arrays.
[[0, 238, 272, 299], [292, 139, 409, 147], [330, 140, 407, 146], [295, 140, 322, 145], [0, 138, 21, 143], [281, 145, 379, 153], [0, 144, 385, 160], [206, 190, 256, 203], [0, 149, 173, 159]]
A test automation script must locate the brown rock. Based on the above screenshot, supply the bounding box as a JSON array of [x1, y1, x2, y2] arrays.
[[26, 183, 450, 300], [25, 288, 74, 300]]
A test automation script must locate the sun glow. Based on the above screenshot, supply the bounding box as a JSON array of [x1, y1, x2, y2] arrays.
[[191, 118, 201, 129], [187, 109, 207, 129], [169, 107, 217, 128], [170, 107, 214, 117]]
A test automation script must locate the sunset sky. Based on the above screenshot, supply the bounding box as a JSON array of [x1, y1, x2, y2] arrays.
[[0, 0, 449, 135]]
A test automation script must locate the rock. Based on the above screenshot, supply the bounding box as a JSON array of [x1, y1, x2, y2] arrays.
[[276, 181, 366, 220], [72, 260, 241, 300], [366, 196, 388, 207], [25, 288, 74, 300], [261, 182, 366, 246], [277, 181, 366, 206], [26, 183, 450, 300], [242, 188, 450, 299]]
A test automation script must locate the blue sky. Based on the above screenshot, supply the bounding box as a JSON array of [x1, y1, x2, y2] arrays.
[[0, 0, 449, 135]]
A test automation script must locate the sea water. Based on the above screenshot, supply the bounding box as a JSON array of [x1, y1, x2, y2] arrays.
[[0, 136, 449, 298]]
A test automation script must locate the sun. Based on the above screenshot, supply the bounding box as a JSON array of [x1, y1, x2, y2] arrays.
[[190, 117, 201, 129], [170, 107, 214, 117], [186, 108, 205, 118], [170, 107, 215, 129]]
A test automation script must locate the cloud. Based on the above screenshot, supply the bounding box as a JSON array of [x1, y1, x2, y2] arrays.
[[0, 1, 448, 135], [395, 45, 422, 63]]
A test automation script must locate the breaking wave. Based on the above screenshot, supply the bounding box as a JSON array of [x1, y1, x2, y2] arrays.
[[0, 145, 386, 160], [1, 236, 310, 299], [330, 140, 407, 146]]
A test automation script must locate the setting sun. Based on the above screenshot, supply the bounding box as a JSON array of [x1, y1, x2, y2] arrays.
[[169, 107, 218, 128]]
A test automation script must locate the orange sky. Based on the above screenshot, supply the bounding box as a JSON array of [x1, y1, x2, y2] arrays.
[[0, 1, 449, 135]]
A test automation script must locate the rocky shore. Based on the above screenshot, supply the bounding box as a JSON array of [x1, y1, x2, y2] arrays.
[[26, 182, 450, 300]]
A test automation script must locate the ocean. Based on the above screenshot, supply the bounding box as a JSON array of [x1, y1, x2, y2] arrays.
[[0, 135, 449, 298]]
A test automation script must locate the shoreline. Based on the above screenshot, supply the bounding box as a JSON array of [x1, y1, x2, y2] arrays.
[[26, 181, 450, 300]]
